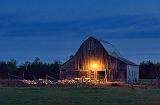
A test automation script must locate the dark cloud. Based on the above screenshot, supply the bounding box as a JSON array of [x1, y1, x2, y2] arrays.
[[1, 14, 160, 39]]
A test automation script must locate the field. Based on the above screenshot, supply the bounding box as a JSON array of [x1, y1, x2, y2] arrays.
[[0, 87, 160, 105]]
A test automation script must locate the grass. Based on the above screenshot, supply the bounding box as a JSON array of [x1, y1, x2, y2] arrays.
[[140, 79, 157, 84], [0, 87, 160, 105]]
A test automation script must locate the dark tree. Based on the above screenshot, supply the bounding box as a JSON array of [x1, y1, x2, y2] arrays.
[[0, 58, 61, 80], [139, 61, 159, 79]]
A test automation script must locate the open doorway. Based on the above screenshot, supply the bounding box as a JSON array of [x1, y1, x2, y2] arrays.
[[97, 71, 105, 80]]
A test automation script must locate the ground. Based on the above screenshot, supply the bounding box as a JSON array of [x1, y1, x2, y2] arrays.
[[0, 87, 160, 105]]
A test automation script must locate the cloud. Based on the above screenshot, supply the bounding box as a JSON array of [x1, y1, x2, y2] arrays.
[[1, 14, 160, 39], [0, 0, 160, 63]]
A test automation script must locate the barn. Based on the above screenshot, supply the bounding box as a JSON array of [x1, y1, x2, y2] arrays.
[[60, 37, 139, 82]]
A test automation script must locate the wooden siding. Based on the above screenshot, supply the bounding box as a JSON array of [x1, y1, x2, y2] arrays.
[[60, 37, 127, 82], [74, 37, 108, 71]]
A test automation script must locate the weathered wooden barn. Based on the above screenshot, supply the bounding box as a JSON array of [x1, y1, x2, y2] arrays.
[[60, 37, 139, 82]]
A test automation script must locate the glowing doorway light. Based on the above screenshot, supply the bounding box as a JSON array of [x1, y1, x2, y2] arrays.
[[92, 63, 98, 69]]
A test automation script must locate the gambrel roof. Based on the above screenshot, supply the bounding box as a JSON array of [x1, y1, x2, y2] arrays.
[[92, 37, 138, 66], [62, 36, 138, 66]]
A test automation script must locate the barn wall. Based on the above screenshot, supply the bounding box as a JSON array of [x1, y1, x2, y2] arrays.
[[74, 37, 109, 71], [108, 56, 117, 81], [108, 56, 127, 82], [60, 57, 75, 79], [127, 65, 139, 82], [117, 60, 127, 82]]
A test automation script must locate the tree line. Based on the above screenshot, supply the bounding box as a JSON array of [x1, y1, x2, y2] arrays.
[[0, 58, 160, 80], [139, 61, 160, 79], [0, 57, 61, 80]]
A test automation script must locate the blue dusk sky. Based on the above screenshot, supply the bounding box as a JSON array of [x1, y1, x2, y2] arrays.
[[0, 0, 160, 64]]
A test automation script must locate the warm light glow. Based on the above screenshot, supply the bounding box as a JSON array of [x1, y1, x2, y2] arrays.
[[92, 64, 98, 69]]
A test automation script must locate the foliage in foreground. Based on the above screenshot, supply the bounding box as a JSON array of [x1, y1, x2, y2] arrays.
[[0, 87, 160, 105]]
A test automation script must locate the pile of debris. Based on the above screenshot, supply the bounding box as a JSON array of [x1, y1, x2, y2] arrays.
[[0, 79, 57, 87]]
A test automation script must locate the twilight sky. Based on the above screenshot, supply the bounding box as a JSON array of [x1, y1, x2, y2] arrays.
[[0, 0, 160, 64]]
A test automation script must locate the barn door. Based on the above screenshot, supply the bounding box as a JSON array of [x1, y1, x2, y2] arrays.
[[97, 71, 105, 80]]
